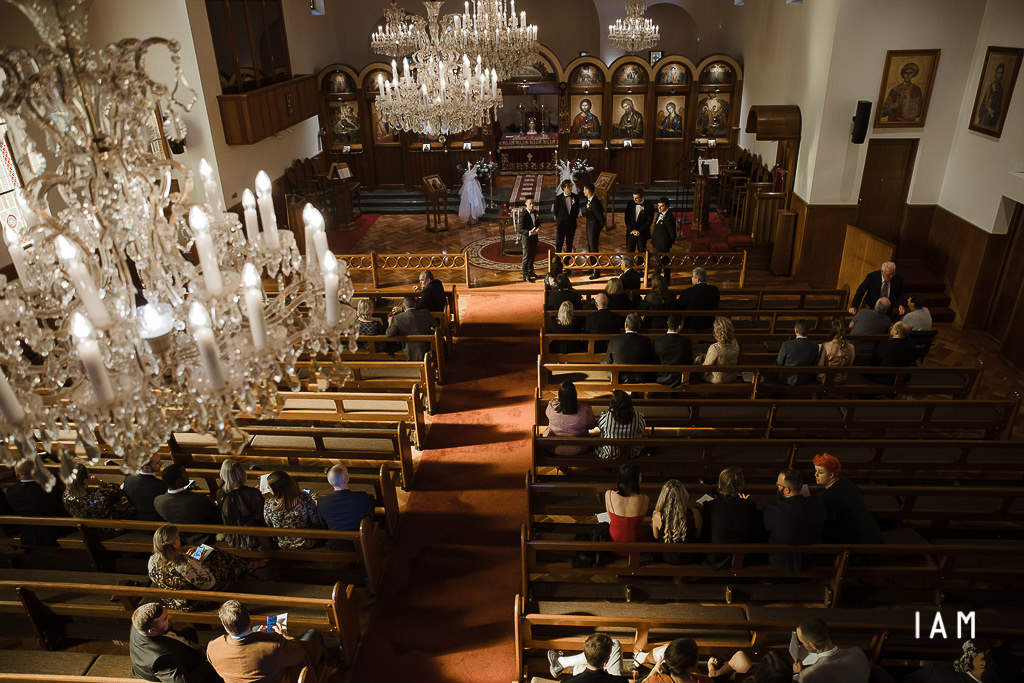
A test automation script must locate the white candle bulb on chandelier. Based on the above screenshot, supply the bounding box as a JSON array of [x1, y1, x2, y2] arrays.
[[56, 235, 112, 329], [4, 224, 34, 294], [189, 206, 224, 296], [189, 302, 225, 389], [0, 368, 26, 425], [242, 189, 259, 241], [71, 311, 115, 406], [254, 171, 281, 250], [198, 158, 224, 214], [321, 253, 340, 327], [241, 263, 268, 350]]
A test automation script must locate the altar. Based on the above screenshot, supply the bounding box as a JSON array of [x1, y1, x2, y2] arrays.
[[498, 133, 558, 175]]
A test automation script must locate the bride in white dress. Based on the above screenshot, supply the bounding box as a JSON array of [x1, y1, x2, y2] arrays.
[[458, 162, 486, 224]]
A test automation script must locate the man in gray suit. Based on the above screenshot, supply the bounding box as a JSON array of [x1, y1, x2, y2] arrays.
[[793, 617, 870, 683], [776, 320, 821, 386], [386, 296, 435, 361]]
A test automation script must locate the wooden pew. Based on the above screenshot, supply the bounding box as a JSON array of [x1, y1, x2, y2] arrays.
[[531, 433, 1024, 482], [295, 351, 441, 412], [551, 251, 748, 288], [0, 516, 385, 596], [542, 308, 852, 333], [537, 360, 983, 400], [513, 595, 1024, 681], [531, 394, 1021, 441], [0, 580, 362, 665], [352, 284, 461, 335], [334, 330, 447, 384], [553, 287, 849, 311], [338, 252, 471, 288]]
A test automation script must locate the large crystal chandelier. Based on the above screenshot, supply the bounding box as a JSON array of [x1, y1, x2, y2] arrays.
[[608, 0, 660, 55], [444, 0, 538, 80], [375, 1, 502, 138], [0, 0, 359, 488], [370, 0, 426, 58]]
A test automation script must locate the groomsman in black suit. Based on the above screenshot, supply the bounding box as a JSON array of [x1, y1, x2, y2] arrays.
[[624, 188, 654, 254], [517, 195, 541, 282], [650, 197, 677, 282], [581, 182, 606, 280], [551, 180, 580, 253]]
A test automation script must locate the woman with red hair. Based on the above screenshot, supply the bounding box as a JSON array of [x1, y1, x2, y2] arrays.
[[812, 453, 882, 545]]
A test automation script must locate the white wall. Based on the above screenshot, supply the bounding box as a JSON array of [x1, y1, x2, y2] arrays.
[[722, 0, 841, 200], [939, 0, 1024, 234], [809, 0, 983, 206]]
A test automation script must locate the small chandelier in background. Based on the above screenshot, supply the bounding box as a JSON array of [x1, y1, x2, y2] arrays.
[[0, 0, 359, 488], [608, 0, 660, 55], [371, 0, 426, 58], [375, 1, 502, 138], [445, 0, 539, 80]]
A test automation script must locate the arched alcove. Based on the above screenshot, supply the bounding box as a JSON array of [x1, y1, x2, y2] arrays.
[[648, 3, 698, 60], [514, 0, 601, 67]]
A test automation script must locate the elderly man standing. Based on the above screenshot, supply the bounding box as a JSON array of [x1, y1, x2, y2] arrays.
[[849, 261, 904, 314]]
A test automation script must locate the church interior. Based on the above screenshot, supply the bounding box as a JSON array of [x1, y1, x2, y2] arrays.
[[0, 0, 1023, 681]]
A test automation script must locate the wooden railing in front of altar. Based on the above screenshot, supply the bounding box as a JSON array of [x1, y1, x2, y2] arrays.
[[549, 250, 747, 288], [337, 252, 471, 288]]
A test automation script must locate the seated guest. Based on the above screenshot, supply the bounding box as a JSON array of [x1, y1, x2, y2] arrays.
[[618, 255, 643, 291], [215, 459, 265, 550], [148, 524, 250, 612], [549, 300, 585, 354], [123, 453, 167, 522], [154, 464, 220, 546], [63, 464, 136, 536], [651, 479, 702, 564], [775, 319, 821, 385], [654, 314, 694, 387], [317, 464, 373, 550], [546, 273, 583, 311], [763, 470, 824, 573], [604, 277, 633, 310], [605, 463, 649, 544], [903, 638, 992, 683], [703, 466, 762, 570], [592, 390, 647, 459], [812, 454, 882, 545], [849, 297, 892, 354], [264, 471, 323, 549], [207, 599, 327, 683], [899, 293, 932, 331], [638, 638, 751, 683], [129, 602, 220, 683], [792, 617, 870, 683], [700, 316, 740, 384], [385, 296, 435, 361], [868, 321, 916, 384], [544, 258, 564, 291], [848, 261, 903, 314], [817, 319, 855, 384], [355, 298, 385, 339], [586, 293, 623, 335], [602, 312, 657, 383], [544, 381, 597, 456], [547, 632, 627, 681], [416, 269, 446, 312], [640, 274, 674, 330], [677, 266, 720, 331], [4, 458, 71, 546]]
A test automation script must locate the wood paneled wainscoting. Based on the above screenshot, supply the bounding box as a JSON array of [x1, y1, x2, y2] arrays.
[[789, 194, 859, 289]]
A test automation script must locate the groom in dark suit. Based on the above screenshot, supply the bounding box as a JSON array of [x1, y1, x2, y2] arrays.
[[581, 182, 606, 280], [624, 188, 654, 254], [551, 180, 580, 253], [129, 602, 221, 683], [517, 195, 541, 282], [650, 197, 677, 282]]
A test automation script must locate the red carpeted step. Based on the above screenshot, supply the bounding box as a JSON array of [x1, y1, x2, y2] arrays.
[[727, 234, 753, 249]]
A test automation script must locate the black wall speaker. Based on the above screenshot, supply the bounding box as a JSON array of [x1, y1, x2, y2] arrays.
[[851, 100, 872, 144]]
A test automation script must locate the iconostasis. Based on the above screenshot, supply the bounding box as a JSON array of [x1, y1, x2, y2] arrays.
[[316, 50, 741, 191]]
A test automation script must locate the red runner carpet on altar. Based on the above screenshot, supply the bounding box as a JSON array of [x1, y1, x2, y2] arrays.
[[509, 174, 544, 207]]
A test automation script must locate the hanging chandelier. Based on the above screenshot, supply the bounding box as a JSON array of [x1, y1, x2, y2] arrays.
[[375, 1, 502, 138], [0, 0, 359, 488], [445, 0, 539, 80], [608, 0, 660, 55], [370, 0, 426, 58]]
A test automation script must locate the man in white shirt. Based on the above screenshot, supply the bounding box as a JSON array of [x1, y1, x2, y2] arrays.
[[793, 617, 870, 683], [899, 293, 933, 331]]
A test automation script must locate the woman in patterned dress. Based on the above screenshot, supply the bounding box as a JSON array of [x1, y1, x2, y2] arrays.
[[62, 465, 136, 537], [263, 471, 323, 549], [147, 524, 251, 612]]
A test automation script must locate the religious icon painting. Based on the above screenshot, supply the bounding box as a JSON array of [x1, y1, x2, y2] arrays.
[[611, 94, 644, 140], [569, 64, 604, 87], [365, 70, 390, 94], [656, 96, 685, 139], [699, 62, 734, 85], [569, 94, 603, 140], [328, 101, 361, 146], [657, 62, 688, 86], [649, 51, 663, 67], [873, 49, 940, 128], [695, 92, 730, 138], [323, 70, 354, 94], [969, 46, 1022, 139], [371, 105, 399, 145], [613, 63, 647, 86]]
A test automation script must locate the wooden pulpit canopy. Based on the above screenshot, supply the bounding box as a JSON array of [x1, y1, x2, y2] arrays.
[[745, 105, 801, 140]]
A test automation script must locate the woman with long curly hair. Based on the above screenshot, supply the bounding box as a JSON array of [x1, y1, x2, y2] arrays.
[[701, 316, 740, 383], [651, 479, 702, 564], [264, 471, 323, 549], [817, 318, 855, 384], [594, 390, 647, 459], [148, 524, 251, 612]]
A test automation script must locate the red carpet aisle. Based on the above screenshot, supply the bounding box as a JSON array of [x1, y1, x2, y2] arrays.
[[349, 291, 540, 682]]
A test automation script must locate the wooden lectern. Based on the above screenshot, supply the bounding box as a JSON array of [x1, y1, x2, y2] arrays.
[[327, 162, 361, 229], [691, 172, 713, 234], [422, 174, 449, 232]]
